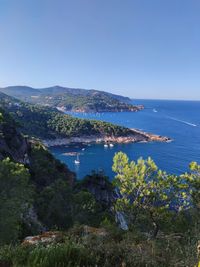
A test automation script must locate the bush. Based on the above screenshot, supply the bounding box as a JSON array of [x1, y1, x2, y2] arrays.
[[0, 243, 94, 267]]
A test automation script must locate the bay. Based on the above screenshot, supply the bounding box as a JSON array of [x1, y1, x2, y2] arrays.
[[50, 99, 200, 179]]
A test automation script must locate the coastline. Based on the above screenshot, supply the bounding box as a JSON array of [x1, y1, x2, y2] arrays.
[[56, 105, 144, 113], [42, 129, 171, 147]]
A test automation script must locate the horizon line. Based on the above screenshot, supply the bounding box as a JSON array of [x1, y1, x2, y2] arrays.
[[133, 98, 200, 102]]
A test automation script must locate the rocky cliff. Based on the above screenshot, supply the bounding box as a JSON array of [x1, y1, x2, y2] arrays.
[[78, 172, 115, 207], [43, 129, 171, 147]]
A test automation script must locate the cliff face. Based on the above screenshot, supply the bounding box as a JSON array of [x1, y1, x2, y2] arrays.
[[79, 172, 115, 207], [0, 109, 29, 163], [78, 172, 129, 230]]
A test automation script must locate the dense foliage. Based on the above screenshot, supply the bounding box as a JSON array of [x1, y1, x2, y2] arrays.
[[0, 142, 108, 244], [28, 92, 140, 112], [28, 142, 75, 189], [0, 107, 28, 162], [0, 97, 132, 139], [0, 152, 200, 266], [0, 86, 142, 112], [113, 152, 193, 237], [28, 142, 108, 232], [0, 222, 199, 267], [0, 158, 33, 245], [0, 106, 200, 266]]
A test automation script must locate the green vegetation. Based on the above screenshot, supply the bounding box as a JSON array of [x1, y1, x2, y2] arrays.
[[0, 110, 106, 245], [1, 100, 132, 139], [0, 158, 33, 245], [0, 151, 200, 266], [30, 91, 140, 112], [0, 107, 28, 162], [28, 142, 108, 232], [48, 112, 131, 137], [28, 142, 74, 189], [0, 242, 94, 267], [113, 152, 192, 237], [0, 107, 200, 266], [0, 222, 199, 267], [0, 85, 142, 112]]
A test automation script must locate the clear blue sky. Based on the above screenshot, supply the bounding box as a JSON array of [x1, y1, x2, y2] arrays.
[[0, 0, 200, 100]]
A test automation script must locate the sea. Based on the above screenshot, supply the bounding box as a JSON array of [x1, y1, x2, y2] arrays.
[[50, 99, 200, 179]]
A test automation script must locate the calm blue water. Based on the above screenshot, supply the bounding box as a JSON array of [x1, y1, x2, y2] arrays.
[[50, 100, 200, 179]]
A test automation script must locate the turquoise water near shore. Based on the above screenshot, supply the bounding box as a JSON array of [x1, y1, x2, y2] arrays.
[[50, 100, 200, 179]]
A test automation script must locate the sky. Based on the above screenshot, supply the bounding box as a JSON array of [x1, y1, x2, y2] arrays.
[[0, 0, 200, 100]]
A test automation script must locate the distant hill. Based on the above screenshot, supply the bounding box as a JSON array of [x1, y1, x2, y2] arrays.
[[0, 91, 20, 104], [0, 85, 143, 112], [0, 86, 40, 97]]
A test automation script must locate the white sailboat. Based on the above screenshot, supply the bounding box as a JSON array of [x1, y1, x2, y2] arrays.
[[109, 143, 114, 147], [104, 143, 108, 148], [74, 153, 80, 164]]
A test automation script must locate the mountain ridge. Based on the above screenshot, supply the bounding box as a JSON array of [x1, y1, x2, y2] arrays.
[[0, 85, 131, 102], [0, 85, 143, 112]]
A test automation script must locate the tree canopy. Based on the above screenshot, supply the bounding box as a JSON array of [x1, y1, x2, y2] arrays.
[[112, 152, 198, 237], [0, 158, 33, 244]]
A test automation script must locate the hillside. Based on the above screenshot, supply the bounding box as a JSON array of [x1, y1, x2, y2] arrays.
[[0, 92, 169, 144], [0, 109, 112, 245], [0, 98, 132, 139], [0, 107, 75, 183], [0, 85, 143, 112]]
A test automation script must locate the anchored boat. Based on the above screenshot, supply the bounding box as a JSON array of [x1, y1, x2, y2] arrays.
[[74, 153, 80, 164]]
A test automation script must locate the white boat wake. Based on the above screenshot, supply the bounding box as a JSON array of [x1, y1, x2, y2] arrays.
[[167, 116, 197, 127]]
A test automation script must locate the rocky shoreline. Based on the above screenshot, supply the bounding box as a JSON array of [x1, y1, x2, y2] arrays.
[[56, 105, 144, 113], [42, 129, 171, 147]]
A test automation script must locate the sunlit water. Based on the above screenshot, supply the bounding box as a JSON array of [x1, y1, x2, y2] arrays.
[[50, 100, 200, 179]]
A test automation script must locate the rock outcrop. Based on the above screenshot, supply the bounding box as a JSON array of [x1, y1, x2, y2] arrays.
[[43, 129, 171, 147], [79, 172, 115, 207], [77, 173, 129, 230], [22, 226, 108, 246], [22, 231, 63, 246]]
